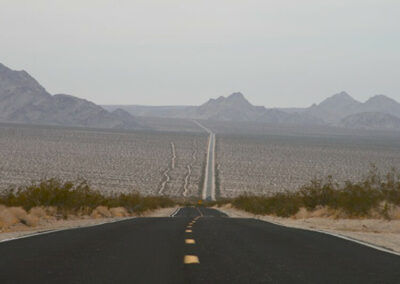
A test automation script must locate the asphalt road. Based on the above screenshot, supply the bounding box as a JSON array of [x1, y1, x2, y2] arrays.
[[1, 207, 399, 284], [203, 133, 216, 201], [194, 120, 216, 201]]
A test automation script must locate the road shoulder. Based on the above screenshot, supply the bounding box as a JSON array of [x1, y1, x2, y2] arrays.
[[216, 204, 400, 255], [0, 206, 178, 242]]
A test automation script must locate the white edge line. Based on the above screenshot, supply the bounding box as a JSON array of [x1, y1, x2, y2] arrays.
[[170, 208, 181, 217], [196, 207, 204, 217], [0, 216, 137, 244], [255, 217, 400, 257]]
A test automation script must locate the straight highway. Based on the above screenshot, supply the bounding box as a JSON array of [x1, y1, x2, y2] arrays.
[[193, 120, 215, 201], [1, 207, 399, 283]]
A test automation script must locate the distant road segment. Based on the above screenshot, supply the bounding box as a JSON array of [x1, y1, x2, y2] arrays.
[[1, 207, 399, 283], [193, 120, 216, 201]]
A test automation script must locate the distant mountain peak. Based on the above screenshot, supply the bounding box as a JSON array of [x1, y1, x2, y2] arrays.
[[227, 92, 245, 99], [202, 92, 252, 106], [0, 62, 140, 129], [366, 94, 398, 104], [321, 91, 360, 105], [195, 92, 261, 121]]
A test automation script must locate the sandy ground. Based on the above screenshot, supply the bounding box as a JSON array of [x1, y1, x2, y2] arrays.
[[0, 207, 178, 242], [217, 204, 400, 254]]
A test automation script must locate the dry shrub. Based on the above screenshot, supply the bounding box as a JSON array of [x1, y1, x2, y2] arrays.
[[9, 207, 39, 227], [109, 207, 129, 217], [293, 207, 338, 219], [232, 193, 301, 217], [293, 208, 311, 219], [309, 206, 335, 218], [0, 178, 176, 215], [77, 207, 92, 217], [91, 206, 111, 218], [388, 206, 400, 220], [29, 207, 48, 219], [0, 206, 19, 228]]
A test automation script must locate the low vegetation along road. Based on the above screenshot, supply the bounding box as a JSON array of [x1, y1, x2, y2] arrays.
[[1, 207, 399, 283]]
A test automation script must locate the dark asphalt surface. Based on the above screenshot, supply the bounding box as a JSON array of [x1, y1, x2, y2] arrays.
[[1, 207, 399, 284], [204, 133, 215, 201]]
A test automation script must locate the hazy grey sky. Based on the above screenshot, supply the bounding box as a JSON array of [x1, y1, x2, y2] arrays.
[[1, 0, 399, 107]]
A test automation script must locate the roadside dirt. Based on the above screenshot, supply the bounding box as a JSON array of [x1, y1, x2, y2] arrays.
[[217, 204, 400, 254], [0, 206, 178, 242]]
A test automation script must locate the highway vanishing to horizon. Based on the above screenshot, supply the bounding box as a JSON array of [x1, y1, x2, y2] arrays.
[[0, 207, 399, 283], [1, 124, 400, 283]]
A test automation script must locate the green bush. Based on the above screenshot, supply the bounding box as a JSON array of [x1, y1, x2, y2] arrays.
[[232, 193, 301, 217], [230, 167, 400, 218], [0, 178, 176, 215]]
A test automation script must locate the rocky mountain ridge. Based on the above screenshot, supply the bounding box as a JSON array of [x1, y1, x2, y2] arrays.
[[104, 91, 400, 131], [0, 63, 140, 129]]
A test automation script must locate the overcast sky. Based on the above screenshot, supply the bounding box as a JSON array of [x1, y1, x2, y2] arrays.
[[1, 0, 399, 107]]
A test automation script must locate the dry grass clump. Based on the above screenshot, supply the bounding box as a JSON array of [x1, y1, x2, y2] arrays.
[[0, 205, 40, 230], [0, 205, 19, 228], [91, 206, 112, 218], [109, 207, 129, 217], [90, 206, 129, 218], [227, 167, 400, 219], [29, 207, 48, 219]]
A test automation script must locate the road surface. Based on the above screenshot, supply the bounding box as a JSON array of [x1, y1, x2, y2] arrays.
[[1, 207, 399, 283], [203, 132, 216, 201], [193, 120, 216, 201]]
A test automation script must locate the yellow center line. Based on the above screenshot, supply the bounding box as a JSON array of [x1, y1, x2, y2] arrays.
[[185, 229, 192, 233], [184, 255, 200, 264], [185, 239, 196, 244]]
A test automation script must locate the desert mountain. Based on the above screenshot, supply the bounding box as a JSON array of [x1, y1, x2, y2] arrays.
[[339, 112, 400, 131], [103, 105, 195, 118], [361, 95, 400, 117], [185, 92, 320, 125], [103, 91, 400, 131], [191, 92, 265, 121], [105, 92, 322, 125], [304, 92, 400, 124], [0, 63, 140, 129], [307, 92, 362, 123]]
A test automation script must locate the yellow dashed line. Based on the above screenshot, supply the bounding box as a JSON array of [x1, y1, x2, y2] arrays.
[[187, 225, 192, 228], [184, 255, 200, 264], [185, 229, 192, 233], [185, 239, 196, 244]]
